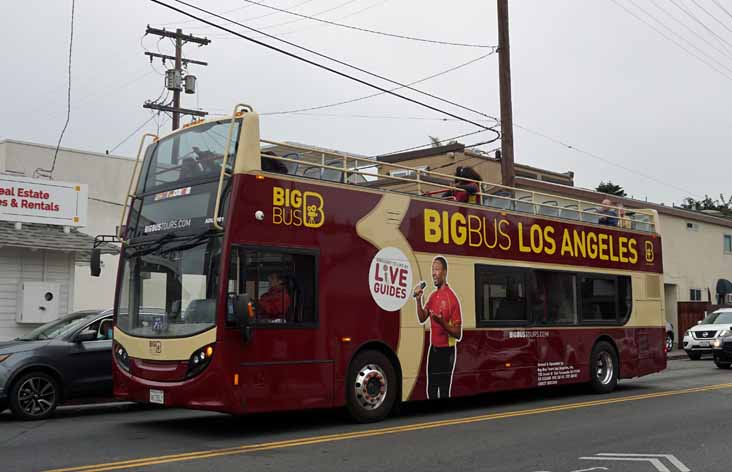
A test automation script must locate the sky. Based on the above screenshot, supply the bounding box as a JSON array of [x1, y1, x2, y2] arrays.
[[1, 0, 730, 205]]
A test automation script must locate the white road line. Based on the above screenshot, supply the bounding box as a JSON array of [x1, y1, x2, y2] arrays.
[[579, 456, 671, 472], [596, 454, 690, 472]]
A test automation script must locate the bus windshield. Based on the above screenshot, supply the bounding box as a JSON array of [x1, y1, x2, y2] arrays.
[[139, 119, 241, 192], [117, 235, 222, 338]]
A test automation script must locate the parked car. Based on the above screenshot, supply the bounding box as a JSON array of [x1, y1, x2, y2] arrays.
[[666, 321, 674, 353], [683, 308, 732, 360], [711, 330, 732, 368], [0, 309, 114, 420]]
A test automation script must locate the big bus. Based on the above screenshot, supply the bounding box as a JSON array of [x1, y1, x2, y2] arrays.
[[109, 105, 666, 422]]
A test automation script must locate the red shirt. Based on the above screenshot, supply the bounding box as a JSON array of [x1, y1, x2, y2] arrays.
[[259, 287, 291, 319], [424, 284, 462, 347]]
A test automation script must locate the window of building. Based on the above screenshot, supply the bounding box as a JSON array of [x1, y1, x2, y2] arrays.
[[724, 234, 732, 254], [579, 275, 632, 323], [530, 271, 577, 325], [229, 248, 317, 326], [476, 268, 527, 325], [690, 289, 702, 301], [686, 222, 699, 232]]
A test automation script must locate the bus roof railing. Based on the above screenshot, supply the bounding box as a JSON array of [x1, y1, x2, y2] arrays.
[[258, 139, 657, 233]]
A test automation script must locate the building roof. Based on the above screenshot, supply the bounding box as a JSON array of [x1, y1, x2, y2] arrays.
[[0, 221, 119, 259], [377, 143, 465, 163], [516, 177, 732, 229]]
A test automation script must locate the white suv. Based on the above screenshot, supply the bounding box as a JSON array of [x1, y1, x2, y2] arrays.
[[683, 308, 732, 360]]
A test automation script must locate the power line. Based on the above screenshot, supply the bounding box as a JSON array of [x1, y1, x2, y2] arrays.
[[36, 0, 75, 179], [513, 122, 704, 199], [648, 0, 732, 61], [262, 51, 497, 118], [265, 111, 487, 121], [151, 0, 499, 134], [609, 0, 732, 81], [667, 0, 732, 51], [206, 0, 362, 38], [376, 129, 494, 157], [107, 114, 158, 155], [688, 0, 732, 35], [240, 0, 495, 48], [711, 0, 732, 22]]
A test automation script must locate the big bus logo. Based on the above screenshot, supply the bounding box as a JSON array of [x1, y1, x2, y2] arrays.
[[272, 187, 324, 228], [645, 240, 655, 263], [149, 340, 162, 355]]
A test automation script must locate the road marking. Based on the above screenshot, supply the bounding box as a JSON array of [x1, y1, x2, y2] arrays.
[[581, 453, 690, 472], [596, 454, 689, 472], [46, 382, 731, 472]]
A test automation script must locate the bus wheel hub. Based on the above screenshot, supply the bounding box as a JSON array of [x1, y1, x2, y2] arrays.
[[354, 364, 387, 410]]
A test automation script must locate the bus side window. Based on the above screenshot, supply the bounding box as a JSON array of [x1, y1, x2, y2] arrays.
[[229, 248, 318, 326], [475, 266, 528, 326]]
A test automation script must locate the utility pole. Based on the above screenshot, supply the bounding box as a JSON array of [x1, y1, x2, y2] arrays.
[[143, 26, 211, 131], [497, 0, 516, 188]]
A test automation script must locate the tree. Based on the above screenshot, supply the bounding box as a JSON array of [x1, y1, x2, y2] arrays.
[[596, 181, 627, 197], [680, 194, 732, 217], [428, 136, 458, 148]]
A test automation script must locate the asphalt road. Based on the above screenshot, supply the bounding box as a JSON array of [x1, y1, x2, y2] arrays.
[[3, 357, 731, 472]]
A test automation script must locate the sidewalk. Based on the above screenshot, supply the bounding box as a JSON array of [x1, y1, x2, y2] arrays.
[[667, 348, 689, 360]]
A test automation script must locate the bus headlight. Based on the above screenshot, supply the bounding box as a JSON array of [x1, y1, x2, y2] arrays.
[[114, 342, 130, 372], [186, 344, 215, 378]]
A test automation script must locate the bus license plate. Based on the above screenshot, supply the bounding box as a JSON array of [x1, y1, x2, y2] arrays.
[[149, 389, 164, 404]]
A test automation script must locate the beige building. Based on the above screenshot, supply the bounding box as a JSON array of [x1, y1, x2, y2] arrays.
[[0, 139, 132, 340]]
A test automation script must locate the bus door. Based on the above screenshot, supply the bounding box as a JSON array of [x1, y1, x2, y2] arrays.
[[228, 246, 331, 412]]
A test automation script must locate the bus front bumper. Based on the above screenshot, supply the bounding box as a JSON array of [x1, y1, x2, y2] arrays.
[[114, 366, 246, 415]]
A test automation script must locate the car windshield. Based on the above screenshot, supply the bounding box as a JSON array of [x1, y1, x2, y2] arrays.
[[17, 312, 99, 341], [116, 234, 222, 338], [701, 312, 732, 325]]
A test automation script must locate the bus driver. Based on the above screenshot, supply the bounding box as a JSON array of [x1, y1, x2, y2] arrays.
[[258, 272, 292, 321], [414, 256, 463, 399]]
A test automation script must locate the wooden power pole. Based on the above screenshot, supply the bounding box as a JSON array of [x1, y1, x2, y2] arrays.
[[143, 26, 211, 131], [497, 0, 516, 188]]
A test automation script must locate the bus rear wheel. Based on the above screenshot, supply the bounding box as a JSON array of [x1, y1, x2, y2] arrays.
[[346, 350, 397, 423], [589, 341, 618, 394]]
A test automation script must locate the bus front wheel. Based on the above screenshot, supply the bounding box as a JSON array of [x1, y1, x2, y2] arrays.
[[589, 341, 618, 394], [346, 350, 397, 423]]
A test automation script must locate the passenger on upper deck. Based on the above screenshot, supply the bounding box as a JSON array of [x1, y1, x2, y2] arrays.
[[261, 151, 288, 174], [598, 198, 619, 227], [443, 166, 481, 204]]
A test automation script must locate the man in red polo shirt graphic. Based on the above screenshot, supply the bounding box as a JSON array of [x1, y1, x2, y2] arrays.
[[414, 256, 463, 399]]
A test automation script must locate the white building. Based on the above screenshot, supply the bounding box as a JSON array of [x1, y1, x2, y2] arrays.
[[0, 139, 133, 341]]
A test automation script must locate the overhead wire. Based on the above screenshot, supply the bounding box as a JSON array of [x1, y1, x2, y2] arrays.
[[262, 51, 497, 118], [512, 122, 704, 199], [711, 0, 732, 22], [608, 0, 732, 81], [239, 0, 494, 47], [150, 0, 500, 135], [36, 0, 75, 179], [108, 114, 159, 155], [648, 0, 732, 61], [667, 0, 732, 51], [688, 0, 732, 35]]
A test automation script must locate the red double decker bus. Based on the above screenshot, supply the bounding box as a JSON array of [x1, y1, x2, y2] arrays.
[[111, 107, 666, 422]]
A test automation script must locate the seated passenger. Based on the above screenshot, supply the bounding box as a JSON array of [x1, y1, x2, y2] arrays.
[[598, 198, 619, 226], [258, 273, 292, 321], [261, 151, 288, 174], [443, 166, 481, 204]]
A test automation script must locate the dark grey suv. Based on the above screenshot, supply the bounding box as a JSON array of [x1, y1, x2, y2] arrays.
[[0, 309, 115, 420]]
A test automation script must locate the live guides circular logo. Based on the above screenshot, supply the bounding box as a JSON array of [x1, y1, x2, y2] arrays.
[[368, 247, 413, 312]]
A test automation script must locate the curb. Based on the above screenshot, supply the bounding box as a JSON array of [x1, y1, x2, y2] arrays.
[[667, 351, 688, 361]]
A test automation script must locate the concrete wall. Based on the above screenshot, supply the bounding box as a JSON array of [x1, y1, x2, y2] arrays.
[[0, 139, 135, 314], [660, 213, 732, 318]]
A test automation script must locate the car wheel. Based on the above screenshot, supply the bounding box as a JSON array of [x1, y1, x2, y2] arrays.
[[9, 372, 60, 421], [589, 341, 619, 394], [346, 350, 397, 423], [714, 357, 732, 369], [665, 333, 674, 352], [687, 351, 702, 360]]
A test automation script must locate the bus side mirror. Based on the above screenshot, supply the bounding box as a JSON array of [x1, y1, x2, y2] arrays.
[[90, 249, 102, 277], [228, 293, 253, 343]]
